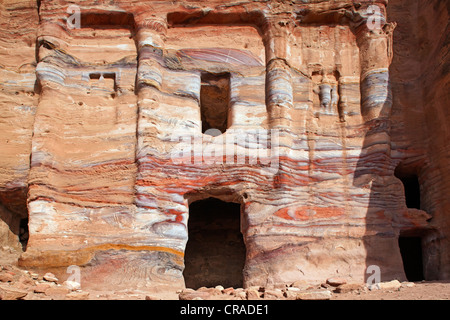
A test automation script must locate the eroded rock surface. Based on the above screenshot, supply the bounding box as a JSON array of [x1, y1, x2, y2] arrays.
[[0, 0, 448, 293]]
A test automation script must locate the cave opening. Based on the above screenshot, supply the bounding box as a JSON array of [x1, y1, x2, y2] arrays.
[[19, 218, 29, 251], [0, 191, 29, 254], [200, 73, 231, 134], [398, 236, 425, 282], [184, 197, 245, 289]]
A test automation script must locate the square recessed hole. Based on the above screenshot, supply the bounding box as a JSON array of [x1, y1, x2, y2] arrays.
[[89, 72, 116, 92]]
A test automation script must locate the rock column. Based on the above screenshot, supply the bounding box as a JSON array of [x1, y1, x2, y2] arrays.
[[354, 5, 395, 122], [263, 16, 295, 130], [135, 15, 167, 92]]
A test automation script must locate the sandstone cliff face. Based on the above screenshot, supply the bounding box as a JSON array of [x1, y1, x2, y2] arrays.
[[0, 0, 38, 254], [388, 0, 450, 280], [0, 0, 448, 291]]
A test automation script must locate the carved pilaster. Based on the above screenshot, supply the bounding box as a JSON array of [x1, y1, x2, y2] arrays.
[[262, 16, 296, 129], [350, 4, 397, 122], [134, 15, 168, 90]]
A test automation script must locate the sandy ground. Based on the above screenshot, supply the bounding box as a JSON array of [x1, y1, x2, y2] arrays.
[[1, 249, 449, 300], [331, 281, 450, 300]]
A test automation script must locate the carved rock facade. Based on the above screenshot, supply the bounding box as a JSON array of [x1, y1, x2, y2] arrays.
[[0, 0, 448, 291]]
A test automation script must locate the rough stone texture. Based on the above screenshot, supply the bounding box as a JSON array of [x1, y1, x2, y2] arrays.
[[326, 277, 348, 287], [0, 0, 38, 256], [0, 0, 448, 293], [295, 289, 332, 300], [387, 0, 450, 281], [334, 283, 366, 294], [0, 284, 28, 300]]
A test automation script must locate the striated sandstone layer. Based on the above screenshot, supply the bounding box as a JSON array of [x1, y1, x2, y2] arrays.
[[0, 0, 448, 292]]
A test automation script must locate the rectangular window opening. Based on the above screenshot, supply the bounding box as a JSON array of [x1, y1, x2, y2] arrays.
[[394, 166, 421, 210], [200, 72, 231, 135]]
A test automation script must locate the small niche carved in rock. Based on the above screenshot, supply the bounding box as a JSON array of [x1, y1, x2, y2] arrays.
[[89, 72, 116, 93]]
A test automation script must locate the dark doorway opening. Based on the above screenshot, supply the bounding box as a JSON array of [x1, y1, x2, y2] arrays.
[[399, 236, 425, 282], [200, 73, 231, 134], [184, 197, 245, 289], [19, 218, 29, 251], [394, 168, 421, 209]]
